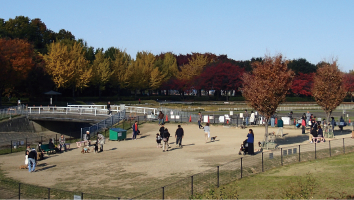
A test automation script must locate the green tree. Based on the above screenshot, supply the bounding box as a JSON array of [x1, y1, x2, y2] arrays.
[[287, 58, 317, 75]]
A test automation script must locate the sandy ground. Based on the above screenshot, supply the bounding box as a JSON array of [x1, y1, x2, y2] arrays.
[[0, 122, 352, 197]]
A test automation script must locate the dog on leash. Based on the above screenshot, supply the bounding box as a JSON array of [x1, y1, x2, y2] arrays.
[[92, 143, 98, 153], [81, 146, 90, 154], [210, 136, 217, 142]]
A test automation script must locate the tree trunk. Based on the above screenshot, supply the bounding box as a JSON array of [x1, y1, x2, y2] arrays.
[[226, 90, 229, 101], [326, 112, 331, 135], [198, 89, 202, 97], [264, 117, 269, 143], [72, 86, 75, 101], [0, 89, 2, 107]]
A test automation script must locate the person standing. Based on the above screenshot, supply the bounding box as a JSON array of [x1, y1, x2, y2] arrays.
[[301, 116, 306, 134], [59, 135, 66, 152], [247, 129, 254, 155], [276, 118, 284, 137], [198, 112, 203, 129], [331, 117, 336, 133], [175, 125, 184, 148], [27, 149, 37, 173], [98, 133, 105, 152], [250, 111, 255, 125], [158, 111, 164, 125], [270, 114, 275, 127], [162, 128, 170, 152], [310, 119, 317, 143], [132, 121, 138, 140], [107, 101, 112, 115], [244, 110, 249, 126], [203, 123, 210, 143], [84, 131, 91, 146], [306, 111, 311, 127]]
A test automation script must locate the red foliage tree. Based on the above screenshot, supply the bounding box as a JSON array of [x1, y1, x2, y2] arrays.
[[343, 73, 354, 101], [0, 38, 36, 105], [291, 72, 315, 96], [195, 62, 244, 100]]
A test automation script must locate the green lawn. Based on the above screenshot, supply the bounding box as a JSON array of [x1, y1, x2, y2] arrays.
[[193, 152, 354, 199]]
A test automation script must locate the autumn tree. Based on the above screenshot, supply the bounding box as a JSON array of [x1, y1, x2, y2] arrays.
[[91, 50, 112, 97], [242, 54, 294, 142], [0, 38, 36, 105], [291, 72, 315, 96], [43, 41, 92, 98], [343, 73, 354, 102], [125, 51, 156, 98], [312, 61, 347, 130], [109, 48, 132, 94], [195, 62, 245, 100]]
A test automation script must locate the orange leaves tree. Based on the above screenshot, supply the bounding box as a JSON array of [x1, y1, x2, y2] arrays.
[[312, 61, 347, 131], [242, 54, 294, 142]]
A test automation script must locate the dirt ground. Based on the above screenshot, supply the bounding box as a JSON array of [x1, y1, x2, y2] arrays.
[[0, 122, 352, 198]]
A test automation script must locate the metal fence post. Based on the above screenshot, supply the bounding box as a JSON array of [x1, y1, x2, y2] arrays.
[[281, 148, 283, 166], [191, 176, 194, 197], [343, 138, 345, 154], [262, 151, 264, 172], [18, 183, 21, 199], [48, 188, 50, 199], [81, 192, 83, 200], [162, 187, 164, 200], [315, 142, 317, 159], [299, 145, 301, 162], [240, 157, 243, 178], [329, 140, 331, 157], [11, 140, 12, 153], [217, 166, 219, 188]]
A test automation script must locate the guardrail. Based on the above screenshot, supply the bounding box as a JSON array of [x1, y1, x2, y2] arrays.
[[28, 106, 112, 116], [67, 105, 157, 115]]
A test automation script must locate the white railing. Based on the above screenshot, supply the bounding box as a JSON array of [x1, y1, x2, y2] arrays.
[[67, 105, 157, 115], [27, 106, 113, 116]]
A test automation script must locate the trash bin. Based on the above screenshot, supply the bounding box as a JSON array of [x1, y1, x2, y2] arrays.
[[109, 128, 127, 141]]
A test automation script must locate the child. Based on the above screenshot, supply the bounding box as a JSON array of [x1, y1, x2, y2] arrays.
[[156, 133, 162, 148]]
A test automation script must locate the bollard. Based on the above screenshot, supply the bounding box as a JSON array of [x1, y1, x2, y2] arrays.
[[329, 140, 331, 157], [315, 142, 317, 159], [81, 192, 83, 200], [162, 187, 164, 200], [281, 148, 283, 166], [343, 138, 345, 154], [299, 145, 301, 162], [11, 140, 12, 153]]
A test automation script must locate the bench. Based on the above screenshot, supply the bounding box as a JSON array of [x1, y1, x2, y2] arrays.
[[41, 144, 56, 155], [312, 137, 325, 143]]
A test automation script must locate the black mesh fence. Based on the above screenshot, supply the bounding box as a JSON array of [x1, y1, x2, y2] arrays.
[[133, 137, 354, 199]]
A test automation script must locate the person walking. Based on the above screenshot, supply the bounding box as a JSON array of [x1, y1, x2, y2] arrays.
[[198, 112, 203, 129], [244, 110, 249, 126], [27, 149, 37, 173], [158, 111, 164, 125], [59, 135, 66, 152], [270, 114, 275, 127], [132, 121, 139, 140], [203, 123, 210, 143], [175, 125, 184, 148], [310, 119, 317, 143], [98, 133, 105, 152], [162, 128, 170, 152], [107, 101, 112, 115], [276, 118, 284, 137], [247, 129, 254, 155]]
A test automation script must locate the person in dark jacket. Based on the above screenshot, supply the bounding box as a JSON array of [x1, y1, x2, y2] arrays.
[[331, 117, 336, 133], [48, 139, 55, 150], [310, 119, 317, 143], [162, 128, 170, 152], [27, 149, 37, 173], [247, 129, 254, 155], [132, 121, 139, 140], [175, 125, 184, 148], [276, 118, 284, 137], [107, 101, 112, 115]]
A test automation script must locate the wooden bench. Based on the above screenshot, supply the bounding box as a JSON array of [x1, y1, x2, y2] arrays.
[[41, 144, 56, 155]]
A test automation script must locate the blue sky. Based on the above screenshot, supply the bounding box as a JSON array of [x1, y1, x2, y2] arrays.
[[3, 0, 354, 71]]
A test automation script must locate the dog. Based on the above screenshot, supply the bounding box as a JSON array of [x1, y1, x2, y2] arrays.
[[93, 143, 98, 153], [81, 146, 90, 154], [258, 141, 262, 147], [19, 165, 28, 169], [210, 136, 217, 142], [240, 125, 246, 129]]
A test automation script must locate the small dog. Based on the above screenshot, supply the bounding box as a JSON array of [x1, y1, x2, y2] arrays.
[[93, 143, 98, 153], [258, 141, 262, 147], [81, 146, 90, 154], [19, 165, 28, 169], [210, 136, 217, 142]]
